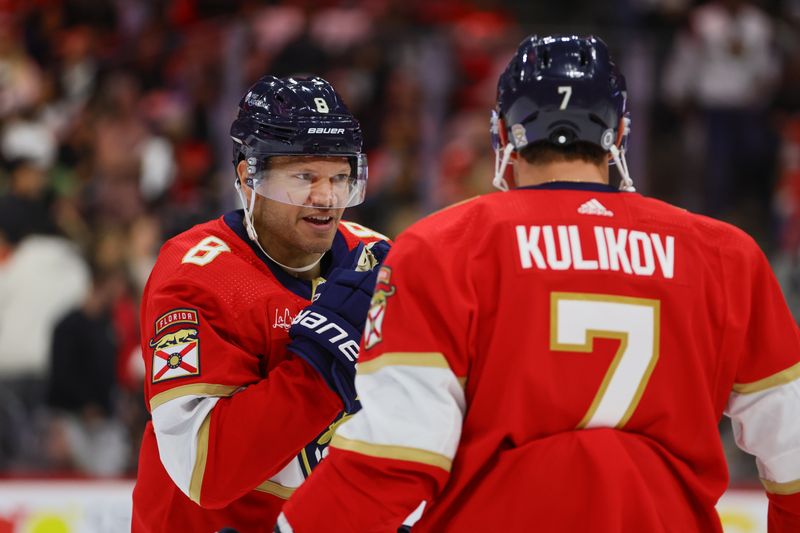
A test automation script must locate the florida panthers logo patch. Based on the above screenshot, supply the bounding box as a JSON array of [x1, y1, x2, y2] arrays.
[[149, 327, 200, 383], [364, 266, 395, 350]]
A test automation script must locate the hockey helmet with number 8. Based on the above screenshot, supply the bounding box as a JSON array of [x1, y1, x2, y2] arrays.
[[230, 75, 367, 208], [491, 35, 633, 191]]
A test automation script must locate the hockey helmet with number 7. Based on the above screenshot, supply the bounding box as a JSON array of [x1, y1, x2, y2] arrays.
[[491, 35, 633, 191]]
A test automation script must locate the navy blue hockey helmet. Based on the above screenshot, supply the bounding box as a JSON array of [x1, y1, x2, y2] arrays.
[[491, 35, 633, 191], [230, 75, 367, 208]]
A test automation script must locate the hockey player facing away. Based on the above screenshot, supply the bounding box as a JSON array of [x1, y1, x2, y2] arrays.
[[131, 76, 390, 532], [278, 36, 800, 532]]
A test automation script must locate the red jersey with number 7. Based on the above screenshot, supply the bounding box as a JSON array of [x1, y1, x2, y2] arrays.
[[281, 183, 800, 533]]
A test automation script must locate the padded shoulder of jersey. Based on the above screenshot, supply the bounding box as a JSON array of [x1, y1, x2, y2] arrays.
[[146, 217, 277, 309], [337, 220, 392, 248], [398, 194, 489, 247], [627, 194, 763, 260], [161, 218, 253, 269], [402, 190, 764, 266]]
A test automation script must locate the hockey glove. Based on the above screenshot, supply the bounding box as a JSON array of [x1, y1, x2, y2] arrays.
[[365, 239, 391, 266], [288, 242, 389, 413]]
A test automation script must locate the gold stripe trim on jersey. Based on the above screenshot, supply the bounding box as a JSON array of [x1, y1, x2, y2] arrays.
[[761, 477, 800, 495], [149, 383, 239, 410], [358, 352, 449, 374], [331, 434, 452, 472], [733, 362, 800, 394], [299, 449, 313, 477], [255, 480, 296, 500], [188, 413, 211, 503]]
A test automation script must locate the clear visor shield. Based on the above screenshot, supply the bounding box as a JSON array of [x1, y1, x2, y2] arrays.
[[248, 154, 368, 208]]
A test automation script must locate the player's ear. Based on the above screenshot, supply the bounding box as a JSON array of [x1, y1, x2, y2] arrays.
[[236, 159, 253, 194]]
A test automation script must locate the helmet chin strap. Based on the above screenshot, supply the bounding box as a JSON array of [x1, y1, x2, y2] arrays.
[[608, 144, 635, 192], [492, 143, 515, 192], [235, 181, 324, 274], [492, 137, 635, 192]]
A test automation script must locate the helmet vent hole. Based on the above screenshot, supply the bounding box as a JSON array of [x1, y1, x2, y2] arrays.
[[539, 49, 551, 69], [579, 50, 589, 67]]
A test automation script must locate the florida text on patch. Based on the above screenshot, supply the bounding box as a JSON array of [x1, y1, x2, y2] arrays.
[[155, 308, 199, 335]]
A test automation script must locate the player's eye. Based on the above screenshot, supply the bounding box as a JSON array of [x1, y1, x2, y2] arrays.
[[330, 174, 351, 184], [292, 173, 314, 182]]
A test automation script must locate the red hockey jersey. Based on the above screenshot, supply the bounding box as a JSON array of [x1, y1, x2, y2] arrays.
[[131, 211, 388, 533], [281, 183, 800, 532]]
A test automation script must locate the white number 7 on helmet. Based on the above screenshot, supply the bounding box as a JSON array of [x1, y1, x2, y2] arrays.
[[557, 86, 572, 110]]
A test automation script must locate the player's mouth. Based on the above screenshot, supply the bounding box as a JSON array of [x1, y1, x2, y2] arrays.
[[302, 215, 335, 230]]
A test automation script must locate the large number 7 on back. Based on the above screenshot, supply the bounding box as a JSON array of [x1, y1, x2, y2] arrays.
[[551, 293, 660, 429]]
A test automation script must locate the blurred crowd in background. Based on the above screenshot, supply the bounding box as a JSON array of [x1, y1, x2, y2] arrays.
[[0, 0, 798, 485]]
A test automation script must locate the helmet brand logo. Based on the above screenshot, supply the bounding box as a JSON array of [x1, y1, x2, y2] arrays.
[[245, 93, 269, 109], [308, 128, 345, 134]]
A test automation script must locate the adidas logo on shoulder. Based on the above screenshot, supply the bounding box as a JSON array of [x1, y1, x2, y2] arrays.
[[577, 198, 614, 217]]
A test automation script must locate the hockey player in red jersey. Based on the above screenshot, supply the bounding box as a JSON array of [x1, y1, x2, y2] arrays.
[[131, 75, 390, 532], [278, 36, 800, 532]]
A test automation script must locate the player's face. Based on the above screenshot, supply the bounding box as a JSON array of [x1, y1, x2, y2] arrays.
[[239, 156, 349, 264]]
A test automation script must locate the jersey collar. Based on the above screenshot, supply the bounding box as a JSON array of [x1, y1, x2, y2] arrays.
[[518, 182, 619, 192], [223, 210, 350, 300]]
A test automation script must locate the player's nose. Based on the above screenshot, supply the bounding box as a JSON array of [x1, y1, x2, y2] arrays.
[[307, 178, 337, 208]]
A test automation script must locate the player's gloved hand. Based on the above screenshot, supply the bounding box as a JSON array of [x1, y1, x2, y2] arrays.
[[288, 241, 390, 413], [365, 239, 391, 266]]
